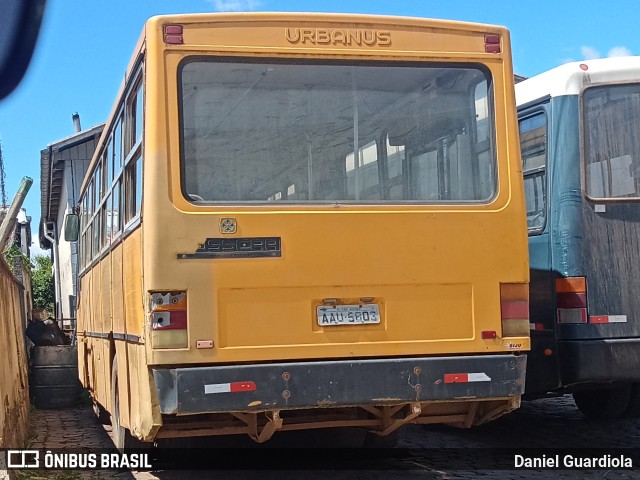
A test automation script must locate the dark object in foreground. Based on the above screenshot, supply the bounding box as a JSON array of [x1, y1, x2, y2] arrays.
[[30, 345, 81, 409], [26, 317, 69, 346]]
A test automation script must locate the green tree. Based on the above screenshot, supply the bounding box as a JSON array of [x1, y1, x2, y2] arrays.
[[31, 254, 54, 314], [3, 244, 30, 273]]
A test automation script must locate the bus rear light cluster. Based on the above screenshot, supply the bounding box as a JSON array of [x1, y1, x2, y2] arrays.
[[556, 277, 587, 324], [484, 34, 501, 54], [500, 283, 529, 337], [150, 291, 188, 349], [164, 24, 184, 44]]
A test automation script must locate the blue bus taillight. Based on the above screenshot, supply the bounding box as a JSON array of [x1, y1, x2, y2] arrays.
[[150, 291, 188, 349], [556, 277, 587, 324]]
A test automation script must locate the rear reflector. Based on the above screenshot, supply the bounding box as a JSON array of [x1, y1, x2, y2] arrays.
[[481, 330, 497, 339], [444, 373, 491, 384], [590, 315, 627, 324], [529, 322, 544, 331], [196, 340, 214, 349], [205, 381, 257, 394], [556, 277, 587, 325], [500, 283, 529, 337]]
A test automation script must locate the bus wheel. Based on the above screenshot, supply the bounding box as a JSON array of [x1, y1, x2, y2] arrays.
[[111, 360, 142, 450], [623, 383, 640, 418], [572, 385, 632, 420]]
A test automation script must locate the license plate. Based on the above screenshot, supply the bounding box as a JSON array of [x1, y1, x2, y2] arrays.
[[317, 304, 381, 326]]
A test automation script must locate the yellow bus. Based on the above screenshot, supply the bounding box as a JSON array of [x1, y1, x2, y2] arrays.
[[68, 12, 530, 448]]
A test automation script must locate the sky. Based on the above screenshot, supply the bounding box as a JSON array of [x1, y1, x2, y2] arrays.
[[1, 0, 638, 257]]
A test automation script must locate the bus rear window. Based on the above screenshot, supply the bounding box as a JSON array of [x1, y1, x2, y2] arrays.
[[583, 83, 640, 200], [179, 60, 496, 204]]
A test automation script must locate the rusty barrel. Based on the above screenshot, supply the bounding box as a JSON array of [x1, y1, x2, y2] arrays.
[[30, 345, 80, 409]]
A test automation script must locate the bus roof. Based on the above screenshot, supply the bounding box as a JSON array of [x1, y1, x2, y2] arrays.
[[145, 11, 507, 34], [515, 56, 640, 107]]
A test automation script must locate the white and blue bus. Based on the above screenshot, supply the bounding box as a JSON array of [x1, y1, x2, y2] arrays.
[[516, 57, 640, 418]]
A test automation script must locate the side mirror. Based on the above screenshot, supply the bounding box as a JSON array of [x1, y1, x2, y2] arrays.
[[64, 214, 79, 242], [0, 0, 47, 99]]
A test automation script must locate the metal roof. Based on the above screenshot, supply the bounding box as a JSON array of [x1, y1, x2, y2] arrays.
[[39, 124, 104, 248], [516, 56, 640, 106]]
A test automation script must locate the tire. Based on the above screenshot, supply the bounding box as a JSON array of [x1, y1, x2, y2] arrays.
[[572, 384, 632, 420], [623, 383, 640, 418], [111, 360, 145, 450]]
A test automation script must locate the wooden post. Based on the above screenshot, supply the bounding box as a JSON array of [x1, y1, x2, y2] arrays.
[[0, 176, 33, 252]]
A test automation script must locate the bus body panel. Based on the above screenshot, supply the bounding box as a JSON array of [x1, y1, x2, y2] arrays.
[[143, 209, 528, 365]]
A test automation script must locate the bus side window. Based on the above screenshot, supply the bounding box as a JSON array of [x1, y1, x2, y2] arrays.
[[384, 137, 406, 200], [124, 72, 143, 224], [346, 141, 381, 201], [124, 158, 141, 223], [519, 111, 547, 233], [411, 149, 440, 200], [583, 84, 640, 199]]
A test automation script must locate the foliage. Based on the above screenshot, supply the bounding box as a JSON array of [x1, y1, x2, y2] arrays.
[[31, 254, 55, 314], [2, 243, 31, 273]]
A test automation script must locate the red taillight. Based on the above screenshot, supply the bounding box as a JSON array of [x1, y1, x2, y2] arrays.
[[164, 24, 184, 45], [150, 291, 188, 348], [500, 283, 529, 337], [485, 34, 501, 54], [151, 310, 187, 330], [556, 277, 587, 324]]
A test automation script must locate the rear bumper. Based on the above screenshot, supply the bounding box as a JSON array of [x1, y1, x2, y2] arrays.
[[559, 338, 640, 386], [152, 354, 527, 415]]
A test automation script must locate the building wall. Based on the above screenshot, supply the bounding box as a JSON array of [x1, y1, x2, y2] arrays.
[[56, 168, 75, 320], [0, 257, 29, 448]]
